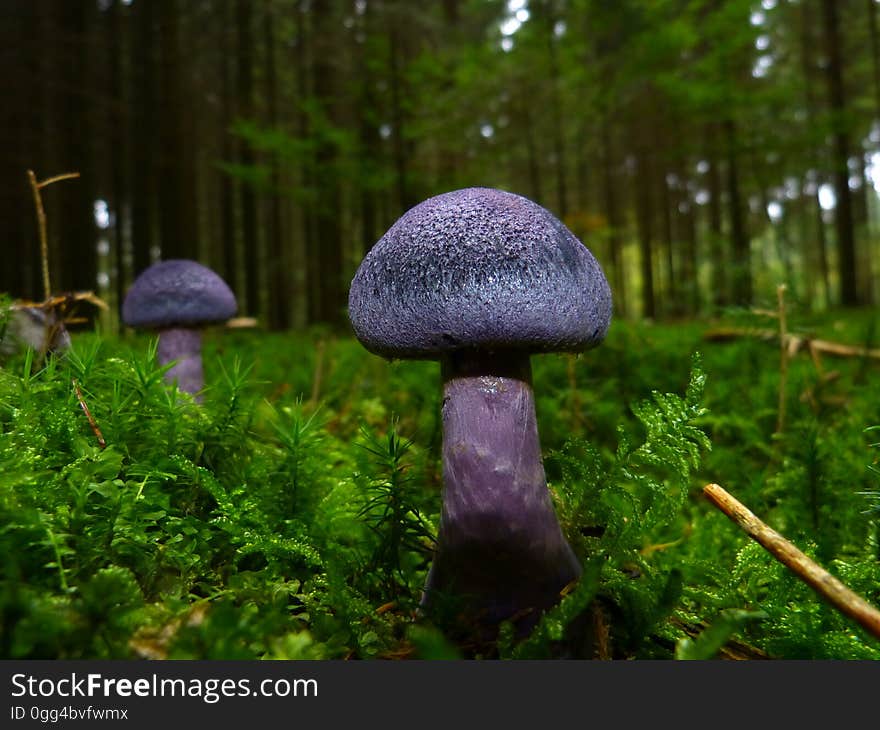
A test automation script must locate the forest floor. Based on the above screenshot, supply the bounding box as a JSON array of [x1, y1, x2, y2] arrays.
[[1, 305, 879, 659]]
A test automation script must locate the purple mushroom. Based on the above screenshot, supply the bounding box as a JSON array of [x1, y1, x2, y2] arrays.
[[122, 259, 237, 397], [348, 187, 612, 633]]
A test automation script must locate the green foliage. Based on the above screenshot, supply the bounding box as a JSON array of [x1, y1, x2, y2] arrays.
[[1, 311, 879, 660], [546, 354, 710, 657], [355, 421, 435, 603]]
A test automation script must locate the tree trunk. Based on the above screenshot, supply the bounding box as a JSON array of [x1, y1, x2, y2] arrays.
[[236, 0, 260, 318], [705, 125, 726, 309], [388, 28, 408, 213], [312, 0, 344, 324], [56, 1, 96, 297], [799, 0, 832, 308], [356, 0, 382, 260], [523, 99, 543, 204], [634, 139, 655, 320], [868, 0, 880, 121], [659, 154, 676, 315], [263, 5, 289, 330], [108, 0, 130, 323], [219, 0, 237, 293], [296, 2, 319, 325], [130, 0, 157, 276], [724, 119, 751, 306], [0, 2, 35, 297], [545, 14, 568, 218], [157, 0, 196, 262], [821, 0, 859, 306], [600, 112, 625, 316], [673, 142, 699, 314]]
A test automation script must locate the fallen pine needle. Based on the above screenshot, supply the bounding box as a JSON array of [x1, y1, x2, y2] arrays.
[[703, 483, 880, 641], [72, 378, 106, 450]]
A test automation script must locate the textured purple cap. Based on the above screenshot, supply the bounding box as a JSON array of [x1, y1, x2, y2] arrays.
[[123, 259, 237, 329], [348, 187, 612, 359]]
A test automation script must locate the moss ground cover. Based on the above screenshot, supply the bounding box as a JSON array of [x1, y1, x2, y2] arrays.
[[1, 305, 878, 659]]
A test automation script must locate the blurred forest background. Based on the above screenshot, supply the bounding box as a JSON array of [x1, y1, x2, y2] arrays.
[[1, 0, 879, 331]]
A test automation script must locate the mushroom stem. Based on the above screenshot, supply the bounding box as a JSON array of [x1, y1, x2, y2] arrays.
[[424, 351, 581, 631], [157, 327, 204, 397]]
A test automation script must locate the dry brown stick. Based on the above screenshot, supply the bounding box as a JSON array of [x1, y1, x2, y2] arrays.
[[27, 170, 51, 301], [26, 170, 81, 302], [703, 483, 880, 641], [810, 338, 880, 359], [36, 172, 81, 189], [704, 327, 880, 360], [72, 378, 106, 450]]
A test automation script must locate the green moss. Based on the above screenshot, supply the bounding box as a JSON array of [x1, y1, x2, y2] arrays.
[[0, 307, 878, 659]]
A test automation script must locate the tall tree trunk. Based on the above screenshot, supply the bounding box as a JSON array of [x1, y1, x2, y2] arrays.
[[387, 10, 414, 214], [236, 0, 260, 318], [312, 0, 344, 324], [130, 0, 157, 276], [34, 0, 57, 299], [437, 0, 462, 190], [705, 126, 726, 309], [724, 119, 751, 305], [56, 1, 96, 297], [600, 113, 625, 316], [634, 136, 655, 320], [296, 1, 319, 325], [674, 147, 699, 314], [0, 2, 35, 297], [868, 0, 880, 121], [357, 0, 381, 260], [264, 5, 289, 330], [157, 0, 194, 262], [33, 3, 54, 296], [523, 99, 543, 203], [799, 0, 832, 308], [219, 0, 237, 292], [659, 161, 676, 315], [821, 0, 859, 306], [574, 123, 592, 213], [681, 194, 700, 315], [545, 15, 568, 218], [109, 0, 130, 326]]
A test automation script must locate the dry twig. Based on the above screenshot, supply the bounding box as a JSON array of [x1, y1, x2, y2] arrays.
[[27, 170, 80, 301], [703, 483, 880, 641], [72, 378, 106, 450], [704, 327, 880, 360]]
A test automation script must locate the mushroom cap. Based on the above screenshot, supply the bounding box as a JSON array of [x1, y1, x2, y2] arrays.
[[122, 259, 237, 329], [348, 187, 612, 359]]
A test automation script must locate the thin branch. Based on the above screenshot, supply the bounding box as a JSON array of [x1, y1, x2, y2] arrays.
[[703, 483, 880, 641], [27, 170, 51, 301], [26, 169, 81, 302], [704, 327, 880, 360], [36, 172, 81, 189]]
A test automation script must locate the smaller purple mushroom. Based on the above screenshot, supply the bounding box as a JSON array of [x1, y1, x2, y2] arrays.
[[122, 260, 237, 398]]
